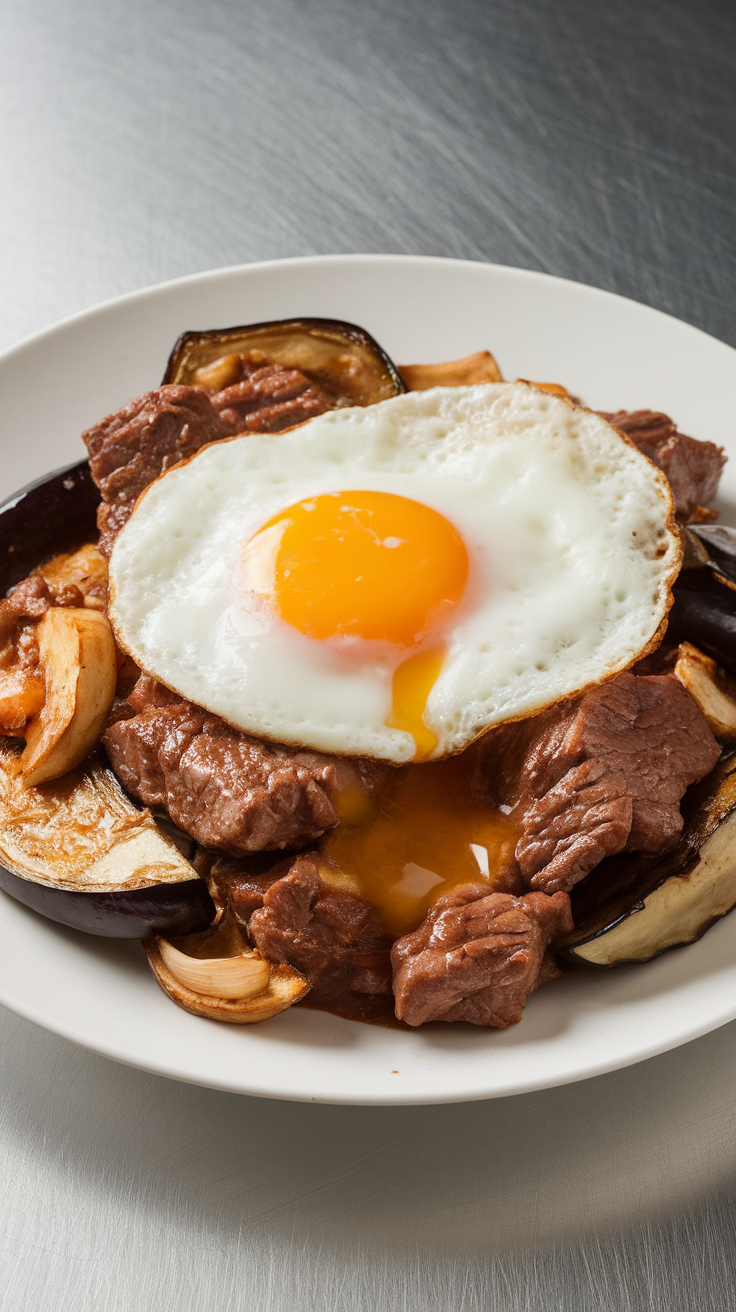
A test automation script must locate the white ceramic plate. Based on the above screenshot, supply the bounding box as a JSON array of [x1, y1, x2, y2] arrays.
[[1, 255, 735, 1105]]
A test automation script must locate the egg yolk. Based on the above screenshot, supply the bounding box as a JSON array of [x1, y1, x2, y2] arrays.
[[386, 645, 445, 760], [258, 490, 469, 646], [244, 490, 470, 761], [320, 754, 518, 936]]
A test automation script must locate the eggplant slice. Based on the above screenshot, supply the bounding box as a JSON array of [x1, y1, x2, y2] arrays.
[[0, 460, 97, 592], [559, 753, 736, 967], [162, 316, 405, 409], [0, 464, 215, 937], [0, 743, 214, 937]]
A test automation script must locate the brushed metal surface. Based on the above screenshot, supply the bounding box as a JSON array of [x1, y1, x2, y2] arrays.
[[1, 0, 736, 1307]]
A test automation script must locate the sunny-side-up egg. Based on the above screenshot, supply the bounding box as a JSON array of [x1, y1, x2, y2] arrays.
[[108, 382, 680, 934], [109, 381, 679, 763]]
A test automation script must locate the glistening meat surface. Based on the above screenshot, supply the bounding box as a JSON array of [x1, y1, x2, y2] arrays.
[[599, 408, 725, 522], [485, 672, 720, 894], [103, 678, 341, 854], [391, 884, 572, 1027], [210, 362, 330, 431], [83, 385, 234, 555], [248, 856, 394, 1017], [83, 369, 331, 555]]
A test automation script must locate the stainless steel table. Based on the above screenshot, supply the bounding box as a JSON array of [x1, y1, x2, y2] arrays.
[[1, 1, 735, 1307]]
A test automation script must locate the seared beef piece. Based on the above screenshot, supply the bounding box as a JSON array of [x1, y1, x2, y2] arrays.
[[210, 363, 330, 432], [103, 681, 340, 854], [0, 571, 86, 644], [599, 409, 726, 522], [249, 856, 393, 1014], [392, 884, 572, 1028], [127, 674, 181, 712], [485, 672, 720, 895], [199, 850, 295, 925], [82, 385, 233, 554]]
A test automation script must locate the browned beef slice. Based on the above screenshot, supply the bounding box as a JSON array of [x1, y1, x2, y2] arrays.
[[211, 364, 330, 432], [488, 673, 720, 895], [0, 571, 87, 642], [248, 856, 393, 1011], [599, 409, 726, 522], [103, 687, 339, 854], [391, 884, 572, 1028], [82, 385, 233, 554], [196, 849, 295, 926]]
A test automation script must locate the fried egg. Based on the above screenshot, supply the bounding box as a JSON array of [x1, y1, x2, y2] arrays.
[[108, 383, 680, 763]]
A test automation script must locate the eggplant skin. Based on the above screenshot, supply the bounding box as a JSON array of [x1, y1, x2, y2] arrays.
[[0, 465, 218, 941], [0, 460, 98, 592], [0, 864, 215, 938], [669, 569, 736, 678], [162, 316, 406, 407]]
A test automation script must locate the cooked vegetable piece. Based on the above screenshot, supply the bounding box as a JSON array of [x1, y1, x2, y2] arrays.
[[0, 461, 98, 594], [0, 743, 215, 936], [672, 643, 736, 738], [399, 350, 502, 390], [163, 317, 405, 409], [691, 524, 736, 583], [559, 752, 736, 966], [20, 607, 117, 786], [516, 380, 572, 398], [669, 529, 736, 676], [40, 543, 108, 610], [144, 914, 309, 1022], [0, 669, 45, 733]]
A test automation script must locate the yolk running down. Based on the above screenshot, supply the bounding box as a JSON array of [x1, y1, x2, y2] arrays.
[[245, 490, 470, 759], [321, 754, 518, 936]]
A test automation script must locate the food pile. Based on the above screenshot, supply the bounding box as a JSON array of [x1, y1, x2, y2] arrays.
[[0, 316, 735, 1031]]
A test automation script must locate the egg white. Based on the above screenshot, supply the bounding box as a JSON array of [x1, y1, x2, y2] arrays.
[[108, 383, 680, 762]]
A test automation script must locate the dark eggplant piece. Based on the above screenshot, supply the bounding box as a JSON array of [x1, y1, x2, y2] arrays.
[[0, 465, 215, 938], [162, 316, 405, 409], [0, 460, 98, 592], [669, 527, 736, 676], [559, 752, 736, 967], [0, 742, 214, 938]]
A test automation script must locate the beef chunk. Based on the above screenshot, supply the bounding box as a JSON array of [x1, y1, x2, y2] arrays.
[[486, 672, 720, 895], [0, 571, 87, 644], [248, 856, 393, 1014], [392, 884, 572, 1027], [103, 682, 340, 854], [599, 409, 725, 522], [198, 849, 295, 926], [82, 385, 233, 554], [210, 363, 330, 432]]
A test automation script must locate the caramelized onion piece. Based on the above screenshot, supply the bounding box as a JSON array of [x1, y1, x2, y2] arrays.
[[158, 937, 271, 999], [40, 543, 108, 610], [145, 916, 309, 1022], [20, 608, 117, 786], [673, 642, 736, 739], [399, 350, 502, 390]]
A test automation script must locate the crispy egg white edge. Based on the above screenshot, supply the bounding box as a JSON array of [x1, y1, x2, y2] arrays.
[[107, 383, 680, 762]]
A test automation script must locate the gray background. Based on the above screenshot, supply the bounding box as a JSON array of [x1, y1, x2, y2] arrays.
[[1, 0, 736, 1307]]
